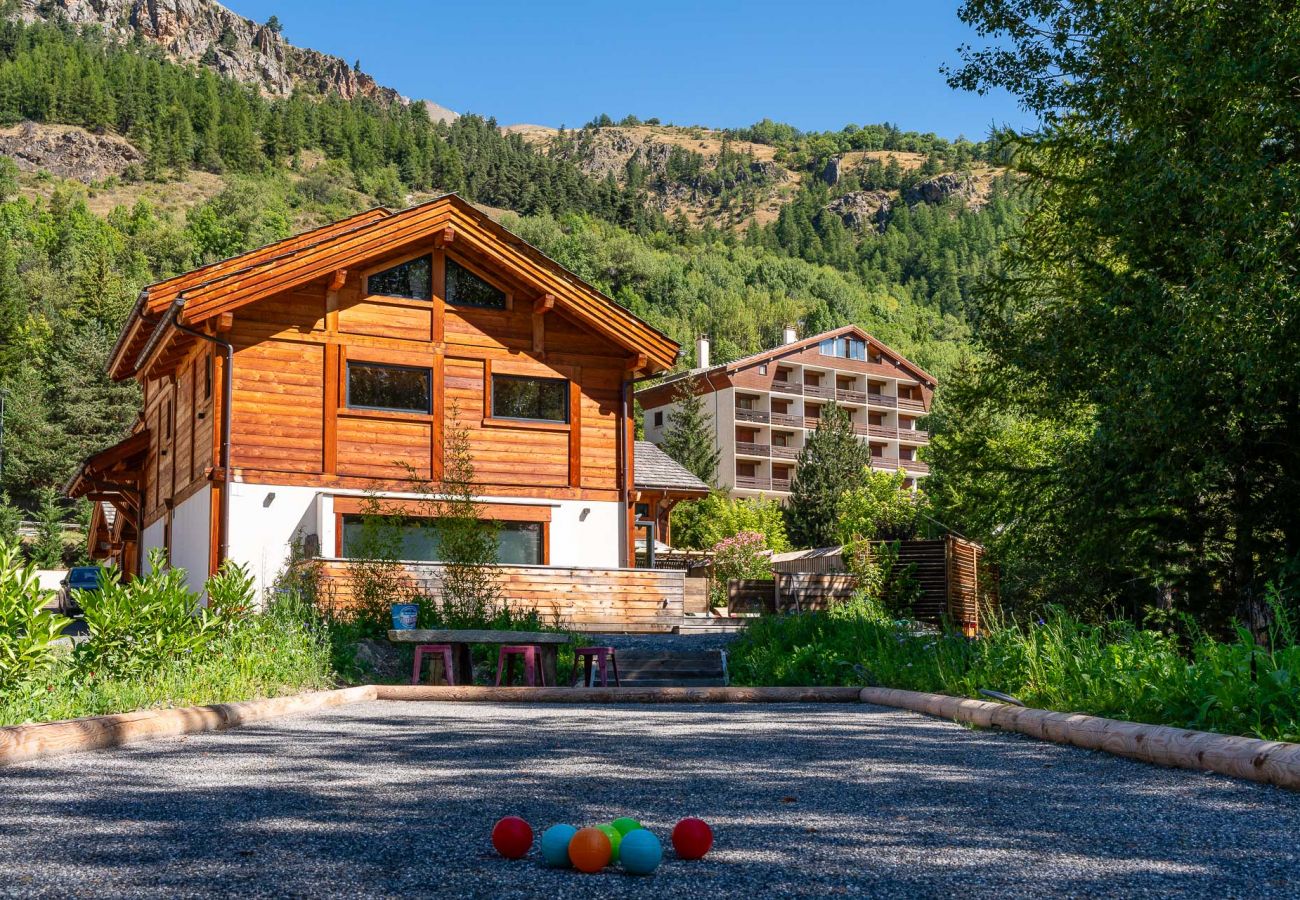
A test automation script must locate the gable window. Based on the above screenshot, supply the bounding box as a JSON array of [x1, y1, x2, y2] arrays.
[[346, 362, 432, 414], [446, 258, 507, 309], [367, 255, 432, 301], [491, 374, 569, 423], [818, 336, 866, 361]]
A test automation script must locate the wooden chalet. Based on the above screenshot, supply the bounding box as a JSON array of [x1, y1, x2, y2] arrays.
[[68, 195, 680, 600]]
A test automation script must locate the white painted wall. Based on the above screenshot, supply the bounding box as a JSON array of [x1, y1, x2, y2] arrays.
[[169, 486, 212, 597], [547, 499, 621, 568], [141, 518, 166, 574], [226, 482, 322, 606]]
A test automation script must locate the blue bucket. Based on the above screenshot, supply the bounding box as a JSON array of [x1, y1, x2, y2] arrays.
[[391, 603, 419, 630]]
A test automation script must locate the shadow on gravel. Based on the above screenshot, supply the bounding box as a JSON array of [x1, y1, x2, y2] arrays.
[[2, 703, 1298, 898]]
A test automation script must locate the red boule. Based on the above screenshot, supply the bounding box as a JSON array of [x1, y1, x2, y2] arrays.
[[491, 816, 534, 859], [671, 817, 714, 859]]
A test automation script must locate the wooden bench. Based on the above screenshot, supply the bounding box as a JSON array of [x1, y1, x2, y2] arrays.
[[388, 629, 569, 686]]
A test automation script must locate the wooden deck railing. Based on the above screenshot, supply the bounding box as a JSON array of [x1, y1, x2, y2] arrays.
[[735, 408, 769, 424], [736, 441, 770, 457]]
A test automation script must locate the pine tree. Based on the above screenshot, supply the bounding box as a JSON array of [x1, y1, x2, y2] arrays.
[[31, 487, 65, 568], [786, 404, 870, 548], [661, 380, 719, 485]]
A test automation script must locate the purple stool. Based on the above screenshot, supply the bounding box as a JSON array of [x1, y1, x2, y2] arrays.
[[571, 646, 620, 687], [496, 645, 546, 687], [412, 643, 456, 686]]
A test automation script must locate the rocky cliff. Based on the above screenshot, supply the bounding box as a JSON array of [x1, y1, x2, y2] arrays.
[[18, 0, 404, 102]]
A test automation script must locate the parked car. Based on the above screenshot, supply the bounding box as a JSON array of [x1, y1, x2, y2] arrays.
[[59, 566, 103, 617]]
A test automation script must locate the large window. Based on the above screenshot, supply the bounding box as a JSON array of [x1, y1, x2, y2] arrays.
[[818, 336, 866, 361], [340, 516, 543, 565], [491, 374, 569, 423], [446, 258, 507, 309], [367, 255, 432, 301], [346, 362, 431, 414]]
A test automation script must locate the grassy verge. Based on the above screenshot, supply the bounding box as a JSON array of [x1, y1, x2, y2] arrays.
[[728, 597, 1300, 742], [0, 599, 335, 727]]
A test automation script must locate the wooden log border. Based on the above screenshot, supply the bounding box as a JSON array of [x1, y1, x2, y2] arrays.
[[860, 686, 1300, 791], [0, 686, 377, 768]]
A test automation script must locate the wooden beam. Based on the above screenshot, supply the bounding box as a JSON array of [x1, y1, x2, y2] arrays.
[[434, 225, 455, 248], [533, 294, 556, 315], [215, 312, 234, 333], [627, 353, 648, 373], [532, 310, 546, 355], [328, 269, 348, 291], [569, 378, 583, 487]]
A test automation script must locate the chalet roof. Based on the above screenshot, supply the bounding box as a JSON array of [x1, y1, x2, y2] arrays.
[[64, 429, 150, 498], [109, 194, 679, 380], [100, 502, 117, 529], [635, 324, 936, 402], [633, 441, 711, 496]]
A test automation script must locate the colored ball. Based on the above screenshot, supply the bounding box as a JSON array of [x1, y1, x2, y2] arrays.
[[491, 816, 534, 860], [619, 828, 663, 876], [671, 817, 713, 860], [611, 817, 643, 836], [596, 824, 623, 863], [568, 826, 612, 873], [540, 824, 578, 868]]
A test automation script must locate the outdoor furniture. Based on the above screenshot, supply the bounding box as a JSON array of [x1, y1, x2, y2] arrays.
[[571, 646, 620, 687], [411, 643, 456, 686], [495, 645, 546, 687], [388, 629, 569, 685]]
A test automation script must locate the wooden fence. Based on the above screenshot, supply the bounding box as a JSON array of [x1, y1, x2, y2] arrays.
[[729, 536, 995, 632], [317, 560, 685, 633]]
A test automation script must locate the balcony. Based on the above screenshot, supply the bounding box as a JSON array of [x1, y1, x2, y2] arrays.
[[803, 416, 822, 430], [803, 383, 834, 399], [898, 397, 926, 413], [901, 458, 930, 474], [770, 412, 802, 428], [735, 475, 771, 490], [771, 477, 792, 493], [836, 389, 867, 404], [770, 380, 802, 395], [866, 393, 898, 409], [771, 445, 799, 460], [898, 428, 929, 442], [852, 423, 869, 436], [736, 441, 770, 457], [869, 455, 900, 470], [868, 425, 898, 439], [735, 408, 769, 424]]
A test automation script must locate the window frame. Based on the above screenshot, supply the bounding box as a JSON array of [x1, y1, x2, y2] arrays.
[[363, 251, 434, 302], [443, 253, 512, 311], [344, 360, 433, 415], [488, 372, 570, 425]]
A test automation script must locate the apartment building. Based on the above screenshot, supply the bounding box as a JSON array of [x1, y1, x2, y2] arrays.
[[636, 325, 935, 499]]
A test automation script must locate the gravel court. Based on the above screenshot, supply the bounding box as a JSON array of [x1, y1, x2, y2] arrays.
[[2, 701, 1298, 898]]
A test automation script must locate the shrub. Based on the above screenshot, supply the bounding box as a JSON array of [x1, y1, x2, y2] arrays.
[[710, 530, 771, 608], [673, 492, 791, 552], [0, 540, 70, 692]]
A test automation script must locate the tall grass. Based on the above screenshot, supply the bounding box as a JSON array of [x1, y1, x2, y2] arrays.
[[729, 593, 1300, 742]]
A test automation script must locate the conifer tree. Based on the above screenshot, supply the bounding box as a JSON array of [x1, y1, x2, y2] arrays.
[[786, 404, 871, 549], [661, 380, 719, 485]]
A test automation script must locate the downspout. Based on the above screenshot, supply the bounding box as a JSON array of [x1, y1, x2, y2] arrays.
[[171, 299, 234, 568]]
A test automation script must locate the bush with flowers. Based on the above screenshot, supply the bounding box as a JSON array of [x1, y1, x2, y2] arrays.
[[709, 530, 772, 609]]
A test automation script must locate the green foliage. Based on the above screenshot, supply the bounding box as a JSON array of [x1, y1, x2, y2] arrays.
[[29, 486, 65, 568], [671, 491, 790, 553], [836, 469, 923, 543], [0, 539, 70, 692], [0, 493, 21, 543], [786, 404, 871, 548], [930, 0, 1300, 632], [660, 380, 719, 485], [709, 530, 772, 607], [730, 590, 1300, 742]]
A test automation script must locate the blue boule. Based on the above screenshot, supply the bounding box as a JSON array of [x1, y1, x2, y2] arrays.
[[540, 824, 578, 868], [619, 828, 663, 876]]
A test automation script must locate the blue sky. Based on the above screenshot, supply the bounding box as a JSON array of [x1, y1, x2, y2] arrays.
[[227, 0, 1030, 140]]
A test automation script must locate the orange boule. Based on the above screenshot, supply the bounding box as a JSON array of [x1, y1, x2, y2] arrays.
[[568, 826, 613, 873]]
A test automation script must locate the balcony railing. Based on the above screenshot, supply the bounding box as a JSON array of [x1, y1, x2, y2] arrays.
[[735, 408, 769, 424], [866, 393, 898, 409], [869, 455, 900, 470], [868, 425, 899, 439], [770, 381, 802, 395], [898, 397, 926, 413], [735, 475, 771, 490], [901, 458, 930, 474], [803, 383, 834, 399], [803, 416, 822, 430], [836, 388, 867, 404], [771, 445, 799, 460], [852, 423, 870, 436], [897, 428, 929, 442], [770, 412, 802, 427], [771, 477, 792, 493], [736, 441, 770, 457]]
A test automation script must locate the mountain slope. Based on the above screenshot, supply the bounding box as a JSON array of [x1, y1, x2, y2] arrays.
[[17, 0, 420, 104]]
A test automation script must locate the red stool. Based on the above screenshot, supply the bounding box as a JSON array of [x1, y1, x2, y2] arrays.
[[496, 645, 546, 687], [571, 646, 620, 687], [412, 643, 456, 686]]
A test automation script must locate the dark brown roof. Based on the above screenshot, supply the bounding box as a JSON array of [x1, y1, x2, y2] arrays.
[[634, 441, 711, 495]]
